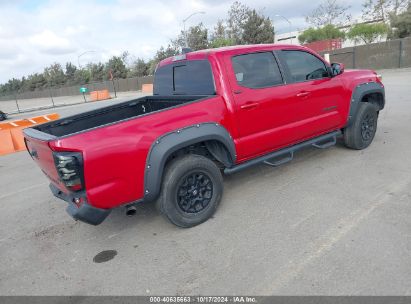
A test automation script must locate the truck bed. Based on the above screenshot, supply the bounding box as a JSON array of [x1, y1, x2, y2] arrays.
[[32, 95, 209, 137]]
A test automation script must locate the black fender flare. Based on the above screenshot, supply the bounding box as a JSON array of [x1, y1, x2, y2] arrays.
[[143, 122, 236, 202], [347, 82, 385, 126]]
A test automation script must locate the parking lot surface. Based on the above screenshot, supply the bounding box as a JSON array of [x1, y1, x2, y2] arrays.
[[0, 68, 410, 295]]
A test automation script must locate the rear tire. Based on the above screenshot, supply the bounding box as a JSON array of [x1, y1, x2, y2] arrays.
[[156, 154, 223, 228], [344, 102, 379, 150]]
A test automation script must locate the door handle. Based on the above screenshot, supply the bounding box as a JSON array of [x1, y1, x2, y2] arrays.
[[240, 102, 259, 110], [296, 91, 311, 98]]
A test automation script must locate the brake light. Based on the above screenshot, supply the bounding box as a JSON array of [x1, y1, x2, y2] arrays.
[[172, 54, 186, 61], [53, 152, 84, 192]]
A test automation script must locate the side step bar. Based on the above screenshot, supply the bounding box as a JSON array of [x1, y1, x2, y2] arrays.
[[224, 130, 341, 175], [264, 152, 293, 167]]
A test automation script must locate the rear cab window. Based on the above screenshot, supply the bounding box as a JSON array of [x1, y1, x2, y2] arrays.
[[231, 52, 283, 89], [279, 50, 330, 83], [154, 60, 216, 95]]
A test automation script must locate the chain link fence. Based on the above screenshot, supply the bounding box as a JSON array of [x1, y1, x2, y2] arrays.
[[0, 75, 153, 114], [1, 37, 411, 115]]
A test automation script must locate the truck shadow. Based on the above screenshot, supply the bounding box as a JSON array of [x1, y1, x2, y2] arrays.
[[101, 200, 160, 229], [100, 139, 347, 232]]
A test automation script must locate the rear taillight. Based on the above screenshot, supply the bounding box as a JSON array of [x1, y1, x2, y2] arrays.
[[53, 152, 84, 192]]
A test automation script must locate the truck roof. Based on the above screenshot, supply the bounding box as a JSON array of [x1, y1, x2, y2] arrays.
[[158, 44, 310, 67]]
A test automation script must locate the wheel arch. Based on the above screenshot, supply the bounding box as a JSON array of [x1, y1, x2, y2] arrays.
[[361, 91, 384, 110], [144, 123, 236, 202], [347, 82, 385, 127]]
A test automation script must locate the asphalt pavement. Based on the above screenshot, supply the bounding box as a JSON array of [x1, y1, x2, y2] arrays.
[[0, 68, 410, 295]]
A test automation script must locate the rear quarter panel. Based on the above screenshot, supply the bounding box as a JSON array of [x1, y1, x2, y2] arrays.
[[50, 96, 230, 209]]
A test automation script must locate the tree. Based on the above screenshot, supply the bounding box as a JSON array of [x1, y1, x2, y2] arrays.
[[153, 45, 179, 62], [347, 22, 389, 44], [362, 0, 409, 22], [212, 20, 227, 40], [105, 56, 127, 79], [120, 50, 132, 68], [209, 20, 236, 48], [241, 9, 274, 44], [209, 37, 236, 48], [129, 58, 149, 77], [73, 69, 90, 84], [298, 24, 345, 43], [148, 45, 179, 74], [43, 63, 66, 87], [0, 78, 23, 95], [65, 62, 77, 85], [306, 0, 352, 27], [26, 73, 47, 91], [185, 23, 209, 51], [227, 1, 251, 43], [390, 5, 411, 38], [88, 62, 105, 81], [173, 23, 209, 51], [298, 28, 318, 43]]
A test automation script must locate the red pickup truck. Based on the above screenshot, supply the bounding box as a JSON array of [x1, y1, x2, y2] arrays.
[[24, 44, 385, 227]]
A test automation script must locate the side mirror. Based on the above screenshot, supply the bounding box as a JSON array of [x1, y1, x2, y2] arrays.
[[331, 63, 344, 76]]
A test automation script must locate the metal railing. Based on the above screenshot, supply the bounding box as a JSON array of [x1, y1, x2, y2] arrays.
[[0, 76, 153, 114]]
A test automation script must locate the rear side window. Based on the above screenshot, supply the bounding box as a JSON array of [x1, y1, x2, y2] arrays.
[[232, 52, 283, 89], [154, 60, 215, 95], [280, 50, 329, 82]]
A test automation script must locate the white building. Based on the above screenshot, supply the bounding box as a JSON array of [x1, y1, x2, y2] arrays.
[[274, 31, 301, 45]]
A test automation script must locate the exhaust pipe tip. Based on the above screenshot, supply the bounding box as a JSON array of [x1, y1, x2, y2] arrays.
[[125, 205, 137, 217]]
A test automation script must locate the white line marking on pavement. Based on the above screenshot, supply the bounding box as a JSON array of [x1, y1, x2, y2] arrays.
[[259, 180, 410, 294], [291, 211, 317, 229]]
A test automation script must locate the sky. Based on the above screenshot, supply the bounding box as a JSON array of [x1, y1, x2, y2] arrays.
[[0, 0, 364, 83]]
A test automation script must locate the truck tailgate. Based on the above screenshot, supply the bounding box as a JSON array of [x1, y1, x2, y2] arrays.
[[24, 128, 66, 192]]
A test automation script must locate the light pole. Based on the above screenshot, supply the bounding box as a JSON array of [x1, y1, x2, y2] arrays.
[[77, 50, 96, 69], [274, 14, 293, 44], [182, 11, 205, 47]]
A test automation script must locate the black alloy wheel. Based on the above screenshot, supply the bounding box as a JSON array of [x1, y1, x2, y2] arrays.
[[176, 171, 214, 214], [156, 154, 223, 228], [361, 112, 376, 141]]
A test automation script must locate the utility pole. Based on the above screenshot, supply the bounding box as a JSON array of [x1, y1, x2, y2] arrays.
[[182, 11, 206, 47], [274, 15, 293, 44], [77, 50, 96, 69]]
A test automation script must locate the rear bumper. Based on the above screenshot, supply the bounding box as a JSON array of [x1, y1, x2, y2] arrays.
[[49, 184, 111, 225]]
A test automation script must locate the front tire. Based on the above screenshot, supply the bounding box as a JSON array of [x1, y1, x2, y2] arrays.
[[156, 154, 223, 228], [344, 102, 379, 150]]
